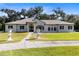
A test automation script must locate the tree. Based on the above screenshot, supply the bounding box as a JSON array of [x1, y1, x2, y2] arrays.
[[26, 6, 43, 18], [49, 14, 57, 20], [0, 9, 16, 17], [0, 8, 21, 21], [74, 20, 79, 31], [0, 17, 3, 31], [0, 16, 8, 31], [52, 7, 66, 20], [0, 9, 21, 31], [39, 13, 50, 20], [66, 15, 76, 22], [20, 9, 27, 19]]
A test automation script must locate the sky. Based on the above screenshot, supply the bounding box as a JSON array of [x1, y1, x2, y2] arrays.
[[0, 3, 79, 16]]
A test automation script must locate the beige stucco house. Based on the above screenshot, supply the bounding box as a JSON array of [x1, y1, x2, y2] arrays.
[[5, 18, 74, 32]]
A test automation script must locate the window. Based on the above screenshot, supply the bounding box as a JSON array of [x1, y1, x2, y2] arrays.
[[54, 27, 56, 31], [20, 26, 24, 29], [48, 27, 50, 31], [8, 26, 13, 29], [60, 26, 64, 29], [68, 26, 72, 30]]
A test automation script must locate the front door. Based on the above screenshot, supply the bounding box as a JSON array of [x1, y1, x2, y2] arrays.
[[29, 24, 34, 32]]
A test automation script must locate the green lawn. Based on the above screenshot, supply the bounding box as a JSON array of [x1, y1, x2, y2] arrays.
[[0, 32, 27, 43], [0, 46, 79, 56], [38, 32, 79, 41]]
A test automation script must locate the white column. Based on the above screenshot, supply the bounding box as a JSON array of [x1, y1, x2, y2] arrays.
[[27, 23, 29, 32], [34, 24, 36, 32], [44, 25, 47, 32]]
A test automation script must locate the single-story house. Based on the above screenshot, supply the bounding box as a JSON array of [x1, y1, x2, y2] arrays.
[[5, 18, 74, 32]]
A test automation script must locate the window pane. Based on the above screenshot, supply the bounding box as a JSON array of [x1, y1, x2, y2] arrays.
[[60, 26, 64, 29], [8, 26, 13, 29], [20, 26, 24, 29], [48, 27, 50, 31], [68, 26, 72, 30]]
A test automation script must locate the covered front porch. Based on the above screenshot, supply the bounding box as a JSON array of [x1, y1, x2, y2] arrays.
[[27, 22, 45, 32]]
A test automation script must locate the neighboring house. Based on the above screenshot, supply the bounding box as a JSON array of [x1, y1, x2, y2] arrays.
[[5, 18, 74, 32]]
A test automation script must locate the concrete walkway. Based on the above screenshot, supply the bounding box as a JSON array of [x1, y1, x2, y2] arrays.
[[0, 33, 79, 51], [22, 32, 33, 42], [0, 32, 33, 51]]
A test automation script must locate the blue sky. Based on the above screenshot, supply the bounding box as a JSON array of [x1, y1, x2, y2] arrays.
[[0, 3, 79, 16]]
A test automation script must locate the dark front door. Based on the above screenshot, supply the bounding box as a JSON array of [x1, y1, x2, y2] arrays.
[[29, 24, 34, 32]]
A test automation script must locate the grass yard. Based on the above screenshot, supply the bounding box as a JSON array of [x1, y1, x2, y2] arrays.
[[0, 32, 27, 43], [37, 32, 79, 41], [0, 46, 79, 56]]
